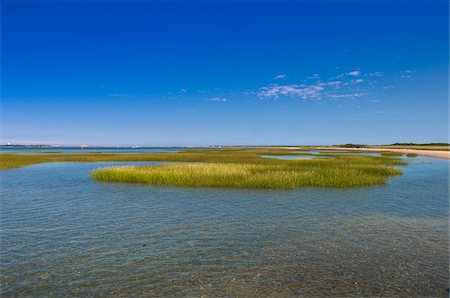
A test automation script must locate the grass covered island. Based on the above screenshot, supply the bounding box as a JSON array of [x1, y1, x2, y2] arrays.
[[90, 149, 406, 189], [0, 148, 407, 189]]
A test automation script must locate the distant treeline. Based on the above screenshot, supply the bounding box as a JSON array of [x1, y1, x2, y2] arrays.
[[337, 144, 367, 148]]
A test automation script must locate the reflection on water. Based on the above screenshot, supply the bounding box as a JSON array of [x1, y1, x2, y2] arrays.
[[0, 157, 448, 296]]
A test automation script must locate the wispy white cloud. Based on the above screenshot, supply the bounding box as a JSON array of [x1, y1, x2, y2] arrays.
[[330, 93, 364, 99], [259, 83, 325, 99], [274, 74, 287, 80], [258, 79, 364, 100], [366, 71, 383, 77], [307, 73, 320, 79], [346, 70, 361, 76], [400, 70, 416, 79], [199, 68, 409, 103], [336, 69, 362, 78], [110, 93, 133, 98], [258, 70, 369, 101], [207, 97, 227, 102], [374, 110, 399, 114], [327, 81, 342, 86]]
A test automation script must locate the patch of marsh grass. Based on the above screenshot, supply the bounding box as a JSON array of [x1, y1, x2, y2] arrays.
[[91, 155, 405, 189], [380, 151, 404, 157], [0, 148, 407, 189], [406, 153, 418, 157], [0, 148, 313, 170]]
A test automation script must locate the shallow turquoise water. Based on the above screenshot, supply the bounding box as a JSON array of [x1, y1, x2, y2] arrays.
[[1, 157, 448, 296]]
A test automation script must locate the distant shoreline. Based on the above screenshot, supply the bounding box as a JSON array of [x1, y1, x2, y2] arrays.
[[322, 147, 450, 160], [2, 145, 449, 160]]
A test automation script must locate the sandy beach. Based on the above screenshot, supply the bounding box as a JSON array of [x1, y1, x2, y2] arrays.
[[323, 147, 450, 160]]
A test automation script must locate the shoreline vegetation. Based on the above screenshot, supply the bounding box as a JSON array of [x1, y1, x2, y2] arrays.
[[2, 143, 448, 152], [0, 147, 409, 189], [0, 145, 447, 170], [91, 156, 405, 189], [0, 148, 311, 170]]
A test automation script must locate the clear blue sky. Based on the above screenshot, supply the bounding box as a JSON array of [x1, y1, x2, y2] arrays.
[[1, 0, 448, 146]]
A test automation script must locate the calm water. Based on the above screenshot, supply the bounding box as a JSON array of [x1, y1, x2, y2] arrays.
[[1, 157, 449, 296]]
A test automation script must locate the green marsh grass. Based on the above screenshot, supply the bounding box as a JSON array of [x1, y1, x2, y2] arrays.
[[0, 149, 311, 169], [380, 151, 404, 157], [406, 153, 418, 157], [91, 154, 406, 189], [0, 149, 406, 189]]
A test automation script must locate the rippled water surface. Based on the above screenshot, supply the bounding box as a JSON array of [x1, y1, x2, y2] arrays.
[[1, 157, 449, 296]]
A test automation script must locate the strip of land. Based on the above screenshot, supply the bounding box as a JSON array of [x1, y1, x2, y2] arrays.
[[0, 149, 407, 189], [321, 147, 450, 159], [91, 153, 405, 189]]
